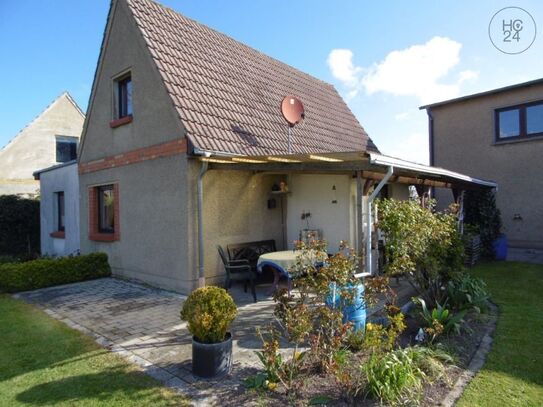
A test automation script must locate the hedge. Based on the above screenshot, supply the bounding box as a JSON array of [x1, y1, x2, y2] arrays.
[[0, 253, 111, 293], [0, 195, 40, 257]]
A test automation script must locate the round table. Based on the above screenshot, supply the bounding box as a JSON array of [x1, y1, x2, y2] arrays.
[[257, 250, 326, 293]]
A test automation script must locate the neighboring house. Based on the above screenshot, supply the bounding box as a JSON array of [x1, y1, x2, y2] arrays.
[[421, 78, 543, 249], [78, 0, 495, 294], [33, 161, 80, 257], [0, 92, 84, 197]]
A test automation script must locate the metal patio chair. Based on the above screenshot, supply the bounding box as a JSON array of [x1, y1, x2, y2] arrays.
[[217, 245, 257, 302]]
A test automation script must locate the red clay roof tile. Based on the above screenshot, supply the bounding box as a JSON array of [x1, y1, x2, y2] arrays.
[[126, 0, 379, 155]]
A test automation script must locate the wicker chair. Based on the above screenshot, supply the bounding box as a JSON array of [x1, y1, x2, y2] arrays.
[[217, 245, 257, 302]]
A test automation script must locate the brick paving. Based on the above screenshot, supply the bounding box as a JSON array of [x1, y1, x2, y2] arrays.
[[15, 277, 276, 406], [15, 276, 415, 406]]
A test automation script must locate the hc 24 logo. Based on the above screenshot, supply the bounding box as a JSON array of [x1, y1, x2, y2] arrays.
[[502, 19, 523, 42]]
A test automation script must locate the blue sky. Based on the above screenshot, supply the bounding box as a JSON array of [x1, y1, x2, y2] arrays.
[[1, 1, 542, 163]]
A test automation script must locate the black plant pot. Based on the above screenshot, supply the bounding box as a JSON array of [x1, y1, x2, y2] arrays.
[[192, 333, 233, 378]]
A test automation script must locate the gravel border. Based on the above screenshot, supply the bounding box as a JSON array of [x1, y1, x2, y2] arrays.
[[439, 302, 498, 407]]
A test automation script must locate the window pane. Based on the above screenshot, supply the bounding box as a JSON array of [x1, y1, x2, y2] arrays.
[[118, 76, 132, 118], [527, 104, 543, 135], [126, 79, 133, 115], [498, 109, 520, 138], [56, 137, 78, 162], [57, 192, 65, 231], [98, 186, 115, 233]]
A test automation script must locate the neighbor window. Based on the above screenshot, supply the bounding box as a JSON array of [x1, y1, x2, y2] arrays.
[[117, 75, 132, 119], [496, 100, 543, 141], [56, 191, 65, 232], [527, 103, 543, 135], [98, 185, 115, 233], [56, 136, 78, 162]]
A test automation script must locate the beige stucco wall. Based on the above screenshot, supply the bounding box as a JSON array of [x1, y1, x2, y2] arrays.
[[430, 82, 543, 248], [80, 155, 192, 292], [193, 166, 284, 286], [78, 0, 184, 164], [0, 93, 84, 196], [286, 174, 354, 253], [79, 0, 192, 291]]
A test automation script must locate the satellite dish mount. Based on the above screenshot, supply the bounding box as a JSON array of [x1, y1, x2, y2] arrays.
[[281, 96, 305, 154]]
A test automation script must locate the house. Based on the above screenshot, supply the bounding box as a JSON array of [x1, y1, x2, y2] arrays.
[[421, 78, 543, 250], [78, 0, 496, 294], [0, 92, 84, 197], [33, 161, 80, 257]]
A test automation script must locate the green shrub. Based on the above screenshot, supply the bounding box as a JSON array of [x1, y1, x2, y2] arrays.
[[364, 348, 424, 405], [0, 253, 111, 293], [376, 198, 464, 305], [415, 298, 466, 342], [464, 189, 502, 259], [364, 346, 452, 405], [447, 273, 490, 313], [0, 195, 40, 257], [180, 286, 237, 343]]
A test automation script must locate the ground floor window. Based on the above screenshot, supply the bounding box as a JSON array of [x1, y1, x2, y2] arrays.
[[56, 191, 65, 232], [89, 183, 120, 242]]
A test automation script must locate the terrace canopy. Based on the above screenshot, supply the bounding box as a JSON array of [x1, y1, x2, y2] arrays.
[[193, 150, 497, 283]]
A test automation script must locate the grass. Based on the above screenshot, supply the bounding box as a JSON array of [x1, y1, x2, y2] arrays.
[[0, 295, 189, 406], [457, 261, 543, 407]]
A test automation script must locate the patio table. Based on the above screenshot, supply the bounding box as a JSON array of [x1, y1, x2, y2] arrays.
[[257, 250, 326, 293]]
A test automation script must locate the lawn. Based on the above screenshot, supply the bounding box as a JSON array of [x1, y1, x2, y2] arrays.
[[0, 295, 189, 406], [458, 261, 543, 407]]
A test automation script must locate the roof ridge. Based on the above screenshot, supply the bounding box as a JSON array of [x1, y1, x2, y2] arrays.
[[128, 0, 334, 89], [0, 92, 81, 154]]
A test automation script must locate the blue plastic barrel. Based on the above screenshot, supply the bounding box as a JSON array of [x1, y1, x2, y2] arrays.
[[493, 234, 508, 260], [326, 282, 366, 332]]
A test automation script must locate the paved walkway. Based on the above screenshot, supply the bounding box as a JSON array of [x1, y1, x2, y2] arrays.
[[15, 276, 414, 406], [507, 247, 543, 264], [15, 278, 276, 406]]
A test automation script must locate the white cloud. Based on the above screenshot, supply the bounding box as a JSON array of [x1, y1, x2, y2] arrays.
[[327, 49, 362, 89], [327, 37, 478, 104]]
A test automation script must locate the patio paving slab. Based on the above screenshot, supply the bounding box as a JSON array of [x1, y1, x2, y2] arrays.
[[14, 276, 415, 406], [14, 277, 278, 406]]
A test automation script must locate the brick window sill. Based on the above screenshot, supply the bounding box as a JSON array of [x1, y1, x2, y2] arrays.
[[89, 233, 118, 242], [50, 231, 65, 239], [109, 115, 133, 128]]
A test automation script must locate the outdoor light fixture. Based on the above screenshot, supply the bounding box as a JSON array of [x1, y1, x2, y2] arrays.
[[309, 154, 343, 162], [200, 157, 236, 164], [231, 157, 267, 164], [267, 156, 302, 163]]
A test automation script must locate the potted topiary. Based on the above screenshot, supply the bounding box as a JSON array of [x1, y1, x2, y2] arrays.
[[180, 286, 237, 378]]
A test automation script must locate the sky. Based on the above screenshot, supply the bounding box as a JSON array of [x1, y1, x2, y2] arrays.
[[1, 1, 542, 164]]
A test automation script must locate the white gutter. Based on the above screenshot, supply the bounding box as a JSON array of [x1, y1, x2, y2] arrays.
[[368, 153, 497, 188]]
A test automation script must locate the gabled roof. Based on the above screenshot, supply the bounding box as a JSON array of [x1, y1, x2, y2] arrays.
[[125, 0, 378, 156], [0, 92, 84, 154]]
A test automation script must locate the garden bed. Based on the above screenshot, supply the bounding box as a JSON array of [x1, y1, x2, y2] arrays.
[[223, 302, 497, 406]]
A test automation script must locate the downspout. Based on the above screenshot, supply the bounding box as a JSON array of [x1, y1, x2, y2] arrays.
[[427, 109, 435, 199], [427, 109, 435, 166], [364, 166, 393, 276], [197, 161, 209, 288]]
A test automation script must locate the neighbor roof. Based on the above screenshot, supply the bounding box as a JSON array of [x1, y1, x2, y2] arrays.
[[126, 0, 379, 156], [420, 77, 543, 110]]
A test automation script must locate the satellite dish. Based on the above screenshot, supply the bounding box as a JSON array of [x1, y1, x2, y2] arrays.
[[281, 96, 305, 127]]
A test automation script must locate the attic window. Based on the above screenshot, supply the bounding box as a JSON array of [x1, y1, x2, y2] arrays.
[[117, 74, 132, 119], [56, 136, 78, 162]]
